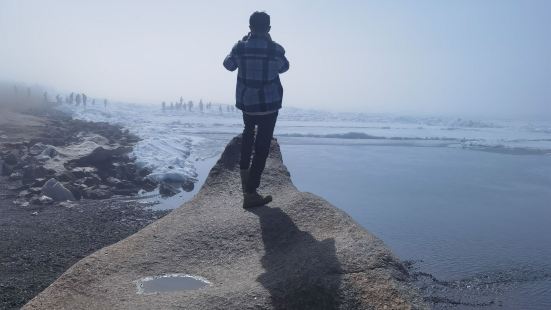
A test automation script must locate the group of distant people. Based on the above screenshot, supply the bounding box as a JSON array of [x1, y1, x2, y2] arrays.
[[10, 85, 109, 110], [161, 98, 237, 114]]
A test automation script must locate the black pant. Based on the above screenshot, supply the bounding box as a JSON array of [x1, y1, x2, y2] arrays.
[[240, 111, 278, 193]]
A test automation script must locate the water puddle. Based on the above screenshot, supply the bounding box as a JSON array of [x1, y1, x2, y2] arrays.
[[136, 274, 211, 294]]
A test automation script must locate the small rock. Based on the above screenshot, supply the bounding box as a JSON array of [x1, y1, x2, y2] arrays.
[[29, 142, 48, 156], [138, 167, 153, 178], [1, 162, 13, 176], [83, 188, 112, 199], [13, 199, 29, 207], [32, 177, 48, 187], [181, 179, 195, 192], [140, 177, 158, 192], [159, 182, 180, 197], [58, 201, 75, 209], [9, 172, 22, 180], [23, 164, 54, 184], [83, 174, 101, 187], [41, 178, 76, 201], [38, 195, 54, 205], [106, 177, 121, 186], [18, 190, 31, 198], [29, 187, 42, 194], [31, 211, 38, 216], [4, 152, 18, 165], [71, 167, 98, 179]]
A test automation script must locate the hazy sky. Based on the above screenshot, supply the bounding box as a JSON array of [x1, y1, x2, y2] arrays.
[[1, 0, 550, 119]]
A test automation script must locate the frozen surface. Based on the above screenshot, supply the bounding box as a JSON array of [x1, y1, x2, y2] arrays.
[[59, 102, 551, 188]]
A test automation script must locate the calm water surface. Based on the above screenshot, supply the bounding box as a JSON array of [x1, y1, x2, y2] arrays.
[[280, 137, 551, 309]]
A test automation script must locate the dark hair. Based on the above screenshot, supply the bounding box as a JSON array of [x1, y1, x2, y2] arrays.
[[249, 11, 270, 32]]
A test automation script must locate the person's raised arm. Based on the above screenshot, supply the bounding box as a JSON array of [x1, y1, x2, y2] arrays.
[[223, 42, 239, 72], [274, 43, 289, 74]]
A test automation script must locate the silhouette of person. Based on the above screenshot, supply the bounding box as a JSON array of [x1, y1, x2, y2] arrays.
[[162, 101, 166, 112], [82, 93, 87, 106], [103, 99, 108, 110], [224, 11, 289, 208], [75, 93, 81, 106], [43, 91, 48, 103]]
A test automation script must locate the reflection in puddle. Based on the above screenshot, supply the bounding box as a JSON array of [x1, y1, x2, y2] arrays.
[[136, 274, 210, 294]]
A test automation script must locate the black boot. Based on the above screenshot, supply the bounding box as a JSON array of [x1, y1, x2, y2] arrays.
[[243, 192, 272, 209]]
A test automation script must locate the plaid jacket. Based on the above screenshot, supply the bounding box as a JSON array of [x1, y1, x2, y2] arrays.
[[223, 34, 289, 113]]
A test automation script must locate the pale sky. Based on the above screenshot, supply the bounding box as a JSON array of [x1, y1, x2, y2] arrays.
[[1, 0, 550, 119]]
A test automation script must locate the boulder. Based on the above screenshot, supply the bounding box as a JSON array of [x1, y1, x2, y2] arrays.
[[24, 136, 426, 310], [70, 145, 132, 166], [36, 146, 58, 160], [159, 181, 180, 197], [29, 143, 48, 156], [140, 177, 158, 192], [41, 178, 76, 201], [181, 178, 195, 192], [82, 174, 102, 187], [22, 164, 54, 184]]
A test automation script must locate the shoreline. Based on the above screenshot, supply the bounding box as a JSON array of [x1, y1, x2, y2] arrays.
[[0, 103, 170, 309]]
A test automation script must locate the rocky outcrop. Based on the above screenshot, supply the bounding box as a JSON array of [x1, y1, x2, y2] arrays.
[[24, 136, 427, 309]]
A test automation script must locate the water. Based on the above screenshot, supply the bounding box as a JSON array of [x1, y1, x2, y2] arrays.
[[280, 137, 551, 308], [136, 274, 210, 294]]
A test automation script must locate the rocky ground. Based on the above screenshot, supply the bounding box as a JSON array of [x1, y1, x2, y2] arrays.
[[0, 102, 169, 309], [23, 136, 428, 310]]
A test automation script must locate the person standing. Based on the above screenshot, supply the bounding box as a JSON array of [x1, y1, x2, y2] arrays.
[[223, 11, 289, 208]]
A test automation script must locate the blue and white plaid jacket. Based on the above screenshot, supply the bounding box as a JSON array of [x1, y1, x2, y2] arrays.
[[223, 34, 289, 113]]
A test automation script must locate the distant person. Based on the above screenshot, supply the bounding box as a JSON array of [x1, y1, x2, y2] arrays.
[[43, 91, 48, 103], [188, 100, 193, 111], [75, 93, 81, 106], [103, 99, 108, 110], [162, 101, 166, 112], [82, 93, 87, 106], [69, 92, 74, 104], [223, 11, 289, 208], [219, 104, 223, 113], [170, 102, 174, 110], [199, 100, 204, 113]]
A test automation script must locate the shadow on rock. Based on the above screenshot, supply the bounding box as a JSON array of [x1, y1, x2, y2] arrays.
[[248, 206, 343, 310]]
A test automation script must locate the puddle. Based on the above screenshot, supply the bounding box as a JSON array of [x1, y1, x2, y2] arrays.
[[136, 274, 211, 294]]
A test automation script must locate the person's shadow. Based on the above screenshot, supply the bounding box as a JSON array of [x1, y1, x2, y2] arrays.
[[247, 206, 343, 310]]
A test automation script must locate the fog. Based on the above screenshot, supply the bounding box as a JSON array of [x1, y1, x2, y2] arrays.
[[1, 0, 550, 119]]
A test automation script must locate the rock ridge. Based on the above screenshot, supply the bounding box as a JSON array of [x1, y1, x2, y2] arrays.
[[24, 136, 427, 309]]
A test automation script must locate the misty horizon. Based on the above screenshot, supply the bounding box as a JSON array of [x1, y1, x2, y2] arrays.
[[1, 0, 550, 120]]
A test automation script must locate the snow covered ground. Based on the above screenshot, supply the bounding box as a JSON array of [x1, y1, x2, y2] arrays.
[[59, 101, 551, 188]]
